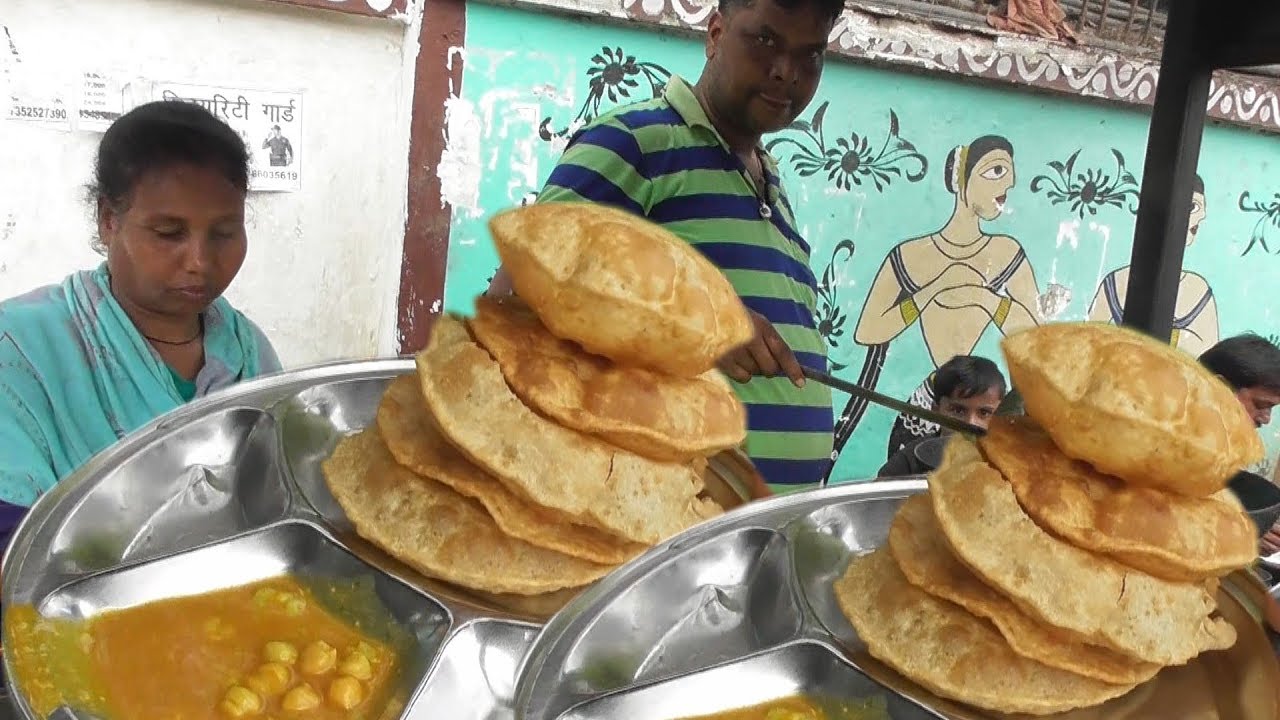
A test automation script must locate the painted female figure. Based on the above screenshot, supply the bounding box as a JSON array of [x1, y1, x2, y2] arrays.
[[833, 136, 1041, 459], [1087, 175, 1218, 357], [854, 135, 1040, 364]]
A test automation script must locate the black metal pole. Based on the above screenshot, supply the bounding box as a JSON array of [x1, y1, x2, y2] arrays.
[[1121, 0, 1214, 342]]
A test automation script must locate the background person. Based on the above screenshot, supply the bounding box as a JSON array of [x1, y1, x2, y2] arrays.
[[878, 355, 1006, 477], [1198, 334, 1280, 553], [0, 100, 281, 550]]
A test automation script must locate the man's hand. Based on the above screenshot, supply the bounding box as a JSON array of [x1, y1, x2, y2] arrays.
[[717, 310, 806, 388], [1261, 526, 1280, 556]]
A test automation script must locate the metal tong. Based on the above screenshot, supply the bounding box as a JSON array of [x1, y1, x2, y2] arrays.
[[800, 366, 988, 437]]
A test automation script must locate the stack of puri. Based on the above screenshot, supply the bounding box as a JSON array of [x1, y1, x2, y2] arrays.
[[836, 322, 1263, 716], [321, 202, 755, 607]]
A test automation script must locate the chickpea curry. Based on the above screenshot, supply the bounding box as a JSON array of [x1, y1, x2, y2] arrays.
[[674, 695, 891, 720], [7, 576, 405, 720]]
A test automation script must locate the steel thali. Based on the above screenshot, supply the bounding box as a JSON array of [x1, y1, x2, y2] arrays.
[[514, 478, 1280, 720], [0, 360, 759, 720], [2, 358, 1277, 719]]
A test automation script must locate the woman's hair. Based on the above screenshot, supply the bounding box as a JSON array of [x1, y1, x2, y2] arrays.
[[943, 135, 1015, 195], [91, 101, 250, 213]]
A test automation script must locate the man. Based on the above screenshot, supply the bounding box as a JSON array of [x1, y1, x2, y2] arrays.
[[1199, 334, 1280, 555], [878, 356, 1006, 478], [262, 125, 293, 167], [489, 0, 843, 494]]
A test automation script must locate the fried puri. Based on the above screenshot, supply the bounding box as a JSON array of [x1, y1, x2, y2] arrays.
[[377, 375, 645, 565], [1001, 323, 1263, 497], [416, 315, 720, 545], [835, 549, 1137, 716], [889, 495, 1162, 686], [468, 295, 746, 462], [488, 203, 753, 378], [322, 429, 611, 595], [979, 416, 1257, 582], [928, 439, 1235, 666]]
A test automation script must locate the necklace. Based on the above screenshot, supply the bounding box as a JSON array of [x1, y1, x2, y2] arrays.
[[143, 318, 203, 346], [933, 231, 990, 261], [742, 150, 773, 219]]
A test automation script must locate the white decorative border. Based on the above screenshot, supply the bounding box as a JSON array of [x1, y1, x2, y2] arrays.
[[491, 0, 1280, 134]]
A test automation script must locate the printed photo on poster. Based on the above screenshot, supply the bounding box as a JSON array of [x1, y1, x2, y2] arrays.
[[150, 81, 304, 193]]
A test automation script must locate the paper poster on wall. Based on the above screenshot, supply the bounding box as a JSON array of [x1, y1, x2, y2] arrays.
[[78, 71, 125, 133], [6, 63, 71, 130], [150, 81, 304, 193]]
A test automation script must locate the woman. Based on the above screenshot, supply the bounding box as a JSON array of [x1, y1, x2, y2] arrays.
[[854, 135, 1040, 366], [0, 101, 280, 546], [1087, 174, 1218, 357], [833, 136, 1040, 456]]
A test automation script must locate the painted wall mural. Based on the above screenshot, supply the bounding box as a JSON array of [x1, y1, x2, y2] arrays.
[[446, 3, 1280, 482]]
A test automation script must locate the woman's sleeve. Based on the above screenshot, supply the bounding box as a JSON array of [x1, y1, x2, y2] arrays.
[[0, 385, 57, 507], [0, 384, 56, 552]]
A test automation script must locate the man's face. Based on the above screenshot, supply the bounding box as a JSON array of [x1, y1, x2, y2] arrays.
[[936, 387, 1003, 432], [1237, 386, 1280, 428], [704, 0, 832, 135]]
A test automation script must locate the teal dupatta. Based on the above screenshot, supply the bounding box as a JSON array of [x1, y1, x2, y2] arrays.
[[0, 263, 280, 506]]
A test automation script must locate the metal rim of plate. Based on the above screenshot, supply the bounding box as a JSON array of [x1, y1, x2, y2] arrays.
[[0, 359, 574, 719], [511, 477, 1280, 720]]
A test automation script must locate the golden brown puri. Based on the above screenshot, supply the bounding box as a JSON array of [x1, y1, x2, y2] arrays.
[[468, 295, 747, 462], [928, 439, 1235, 666], [488, 203, 753, 378], [835, 548, 1138, 716], [1001, 323, 1262, 497], [978, 416, 1257, 582], [377, 374, 645, 565], [889, 495, 1161, 686], [416, 315, 721, 545], [322, 429, 611, 596]]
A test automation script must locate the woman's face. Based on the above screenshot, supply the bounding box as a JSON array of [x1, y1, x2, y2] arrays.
[[1186, 191, 1206, 247], [98, 163, 247, 320], [964, 148, 1015, 222]]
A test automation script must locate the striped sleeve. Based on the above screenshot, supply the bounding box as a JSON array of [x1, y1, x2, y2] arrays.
[[538, 118, 651, 214]]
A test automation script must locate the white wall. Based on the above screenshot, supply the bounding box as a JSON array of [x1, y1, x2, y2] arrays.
[[0, 0, 421, 367]]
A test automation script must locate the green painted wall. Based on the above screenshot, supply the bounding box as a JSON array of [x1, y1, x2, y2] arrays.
[[445, 2, 1280, 482]]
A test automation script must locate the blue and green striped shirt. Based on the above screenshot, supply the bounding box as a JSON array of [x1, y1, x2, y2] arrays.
[[537, 75, 833, 492]]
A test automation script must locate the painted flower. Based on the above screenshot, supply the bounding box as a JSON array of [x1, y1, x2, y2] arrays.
[[1238, 191, 1280, 256], [767, 106, 928, 193], [540, 47, 672, 142], [1030, 149, 1141, 218]]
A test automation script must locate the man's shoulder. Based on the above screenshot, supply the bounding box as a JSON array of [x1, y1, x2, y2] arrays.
[[578, 95, 686, 141]]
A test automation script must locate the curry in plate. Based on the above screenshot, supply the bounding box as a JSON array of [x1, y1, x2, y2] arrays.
[[7, 575, 405, 720]]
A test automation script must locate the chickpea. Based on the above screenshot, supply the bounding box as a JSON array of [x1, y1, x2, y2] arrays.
[[327, 676, 365, 710], [281, 683, 322, 712], [219, 685, 263, 718], [337, 651, 373, 681], [284, 596, 307, 617], [299, 641, 337, 676], [264, 641, 299, 665], [245, 663, 292, 697]]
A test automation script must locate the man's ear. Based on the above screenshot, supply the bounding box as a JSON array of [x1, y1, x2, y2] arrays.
[[706, 10, 725, 60]]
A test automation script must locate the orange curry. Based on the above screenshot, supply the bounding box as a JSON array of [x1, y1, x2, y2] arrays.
[[7, 576, 403, 720]]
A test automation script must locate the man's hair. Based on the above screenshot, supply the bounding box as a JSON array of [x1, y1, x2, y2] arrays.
[[1199, 333, 1280, 393], [933, 355, 1007, 402], [719, 0, 844, 25]]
